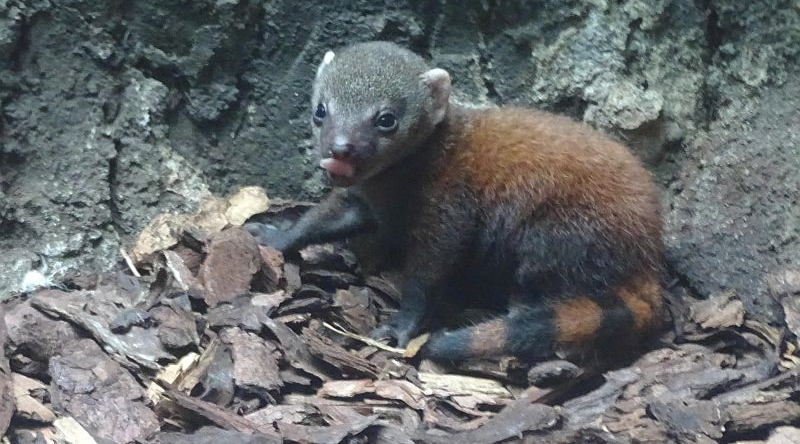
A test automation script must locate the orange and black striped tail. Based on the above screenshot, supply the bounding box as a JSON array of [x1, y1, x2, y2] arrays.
[[421, 275, 663, 362]]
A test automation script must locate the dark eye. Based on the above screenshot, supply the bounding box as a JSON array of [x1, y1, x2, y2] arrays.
[[375, 112, 398, 132], [313, 103, 326, 126]]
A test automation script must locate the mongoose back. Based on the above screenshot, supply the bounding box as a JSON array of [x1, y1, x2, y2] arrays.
[[246, 41, 664, 363]]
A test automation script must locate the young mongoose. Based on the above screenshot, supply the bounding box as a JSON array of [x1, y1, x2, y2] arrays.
[[246, 42, 664, 363]]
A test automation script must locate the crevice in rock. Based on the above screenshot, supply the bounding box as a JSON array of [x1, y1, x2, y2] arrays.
[[698, 79, 718, 132], [653, 137, 688, 191], [227, 6, 267, 140], [720, 429, 771, 444], [547, 95, 590, 120], [133, 61, 192, 96], [415, 0, 447, 56], [698, 0, 723, 130], [666, 262, 704, 301], [107, 140, 124, 236], [475, 1, 502, 103], [0, 218, 23, 240], [8, 11, 36, 72], [622, 18, 643, 76], [704, 2, 722, 58], [0, 151, 24, 184], [477, 38, 502, 103]]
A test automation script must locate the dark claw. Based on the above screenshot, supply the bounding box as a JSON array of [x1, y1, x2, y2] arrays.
[[243, 222, 291, 251], [369, 312, 421, 348]]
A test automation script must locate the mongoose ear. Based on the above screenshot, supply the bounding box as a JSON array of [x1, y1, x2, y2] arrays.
[[420, 68, 451, 125], [316, 50, 336, 79]]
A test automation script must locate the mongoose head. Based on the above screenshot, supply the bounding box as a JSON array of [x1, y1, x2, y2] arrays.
[[310, 41, 451, 186]]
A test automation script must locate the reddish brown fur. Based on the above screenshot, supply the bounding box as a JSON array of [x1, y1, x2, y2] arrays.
[[423, 108, 664, 359], [447, 108, 661, 246], [616, 274, 663, 334], [553, 297, 604, 351]]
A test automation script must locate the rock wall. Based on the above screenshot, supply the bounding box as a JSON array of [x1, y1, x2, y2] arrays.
[[1, 0, 798, 319]]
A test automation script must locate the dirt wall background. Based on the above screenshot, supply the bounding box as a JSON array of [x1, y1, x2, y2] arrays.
[[0, 0, 798, 321]]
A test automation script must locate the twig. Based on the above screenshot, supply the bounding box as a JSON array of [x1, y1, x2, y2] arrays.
[[322, 322, 406, 355], [119, 247, 142, 277]]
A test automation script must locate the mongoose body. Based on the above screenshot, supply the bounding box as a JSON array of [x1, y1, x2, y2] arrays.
[[246, 42, 664, 362]]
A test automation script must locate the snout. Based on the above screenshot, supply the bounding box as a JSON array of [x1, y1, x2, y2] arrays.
[[318, 132, 377, 186], [320, 139, 358, 184], [329, 140, 355, 160]]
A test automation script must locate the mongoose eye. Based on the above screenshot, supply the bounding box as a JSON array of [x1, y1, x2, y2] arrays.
[[313, 103, 326, 126], [375, 112, 398, 132]]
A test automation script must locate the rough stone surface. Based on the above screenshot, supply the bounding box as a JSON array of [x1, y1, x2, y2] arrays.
[[0, 0, 798, 324], [666, 79, 800, 322]]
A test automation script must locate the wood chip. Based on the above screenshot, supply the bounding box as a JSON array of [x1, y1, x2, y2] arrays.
[[53, 417, 99, 444], [205, 295, 273, 331], [364, 275, 402, 304], [175, 338, 222, 394], [31, 290, 171, 370], [302, 327, 381, 378], [163, 250, 201, 291], [245, 404, 321, 426], [150, 304, 200, 349], [224, 186, 270, 226], [0, 309, 12, 437], [418, 399, 559, 444], [256, 246, 284, 292], [332, 287, 379, 334], [300, 244, 358, 272], [319, 379, 426, 410], [251, 290, 290, 310], [159, 386, 281, 441], [199, 228, 263, 306], [301, 269, 359, 291], [147, 352, 201, 403], [262, 318, 331, 381], [766, 426, 800, 444], [4, 300, 81, 364], [403, 333, 430, 358], [418, 372, 513, 399], [133, 187, 268, 264], [689, 291, 746, 330], [724, 399, 800, 437], [153, 426, 280, 444], [49, 339, 160, 442], [527, 360, 581, 386], [221, 328, 283, 396], [284, 263, 302, 295], [12, 372, 55, 423], [275, 414, 377, 444]]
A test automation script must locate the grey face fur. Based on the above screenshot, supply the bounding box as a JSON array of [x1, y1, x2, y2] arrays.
[[311, 41, 450, 185]]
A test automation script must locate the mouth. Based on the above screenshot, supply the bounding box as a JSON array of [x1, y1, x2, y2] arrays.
[[320, 157, 357, 186]]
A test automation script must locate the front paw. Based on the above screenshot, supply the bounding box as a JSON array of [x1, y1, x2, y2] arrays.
[[369, 312, 422, 348], [243, 222, 292, 251]]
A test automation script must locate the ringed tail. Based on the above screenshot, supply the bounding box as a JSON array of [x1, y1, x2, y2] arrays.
[[421, 274, 663, 362]]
